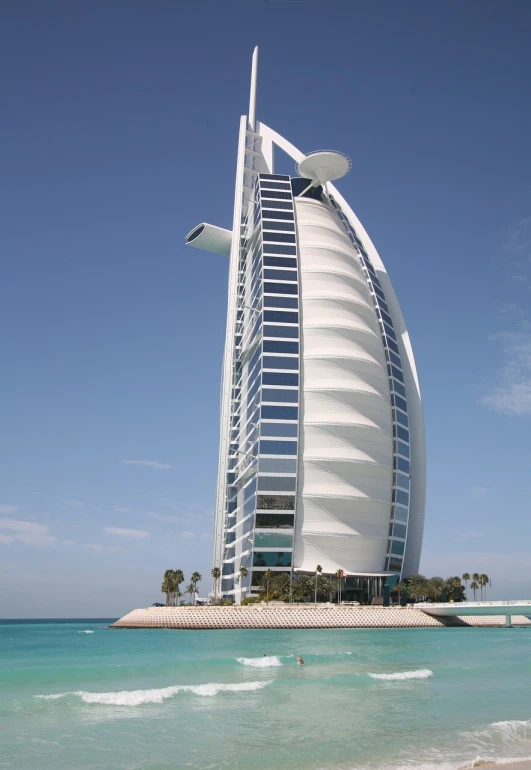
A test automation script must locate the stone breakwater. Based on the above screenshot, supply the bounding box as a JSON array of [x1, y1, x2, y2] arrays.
[[111, 606, 531, 630]]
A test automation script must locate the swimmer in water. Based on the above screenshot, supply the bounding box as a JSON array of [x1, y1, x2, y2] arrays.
[[296, 655, 305, 665]]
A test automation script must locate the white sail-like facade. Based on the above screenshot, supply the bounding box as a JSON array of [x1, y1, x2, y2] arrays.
[[186, 49, 426, 602]]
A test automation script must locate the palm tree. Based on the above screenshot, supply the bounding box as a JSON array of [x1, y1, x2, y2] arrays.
[[191, 572, 202, 605], [262, 569, 273, 604], [479, 574, 489, 601], [293, 574, 313, 602], [316, 574, 329, 602], [470, 580, 479, 601], [394, 581, 407, 606], [269, 572, 290, 600], [161, 569, 175, 607], [425, 576, 445, 602], [211, 567, 221, 602], [315, 565, 322, 604], [174, 570, 184, 606], [174, 588, 182, 607], [406, 573, 428, 603], [185, 583, 195, 604], [335, 569, 344, 604], [462, 573, 470, 600], [239, 566, 248, 579]]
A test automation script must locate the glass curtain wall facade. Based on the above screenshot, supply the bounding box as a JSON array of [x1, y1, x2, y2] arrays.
[[221, 174, 301, 598]]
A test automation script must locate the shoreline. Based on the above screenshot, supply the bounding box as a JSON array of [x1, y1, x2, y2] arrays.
[[111, 605, 531, 630]]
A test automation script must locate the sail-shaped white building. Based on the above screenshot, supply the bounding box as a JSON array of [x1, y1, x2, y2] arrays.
[[186, 49, 426, 603]]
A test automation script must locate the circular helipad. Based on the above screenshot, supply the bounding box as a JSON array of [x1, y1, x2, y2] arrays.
[[296, 150, 352, 184]]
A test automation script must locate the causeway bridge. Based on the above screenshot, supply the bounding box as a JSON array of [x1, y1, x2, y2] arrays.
[[415, 600, 531, 627]]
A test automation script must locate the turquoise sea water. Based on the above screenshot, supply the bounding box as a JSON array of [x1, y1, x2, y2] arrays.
[[1, 620, 531, 770]]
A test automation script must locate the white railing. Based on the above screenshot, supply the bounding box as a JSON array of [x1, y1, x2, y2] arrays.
[[414, 600, 531, 608]]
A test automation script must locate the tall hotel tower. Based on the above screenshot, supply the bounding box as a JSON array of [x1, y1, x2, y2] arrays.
[[186, 49, 426, 603]]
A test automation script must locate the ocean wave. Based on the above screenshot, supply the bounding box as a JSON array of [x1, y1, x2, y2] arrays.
[[35, 680, 271, 706], [236, 656, 283, 668], [79, 630, 94, 634], [368, 668, 433, 680], [463, 717, 531, 745]]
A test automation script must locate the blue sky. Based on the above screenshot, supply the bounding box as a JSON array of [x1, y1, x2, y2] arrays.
[[1, 1, 530, 617]]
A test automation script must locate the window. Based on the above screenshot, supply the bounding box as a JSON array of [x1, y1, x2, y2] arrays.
[[396, 440, 409, 458], [261, 388, 298, 403], [259, 173, 290, 181], [262, 221, 295, 232], [392, 522, 407, 539], [222, 563, 234, 576], [380, 308, 394, 327], [254, 532, 293, 548], [263, 372, 298, 386], [264, 269, 298, 281], [256, 513, 295, 529], [392, 394, 407, 412], [261, 190, 292, 200], [386, 337, 400, 355], [263, 355, 298, 369], [391, 540, 405, 556], [256, 496, 295, 511], [259, 440, 298, 455], [262, 245, 297, 255], [391, 365, 404, 383], [260, 422, 298, 438], [378, 298, 390, 315], [263, 325, 299, 339], [389, 351, 402, 369], [393, 489, 409, 506], [395, 410, 408, 428], [263, 232, 296, 243], [393, 379, 406, 397], [253, 551, 292, 567], [394, 425, 409, 443], [263, 340, 299, 354], [263, 310, 298, 324], [264, 257, 297, 269], [397, 456, 409, 474], [373, 284, 386, 302], [258, 476, 297, 491], [261, 405, 298, 420], [262, 201, 294, 211], [395, 472, 409, 490], [384, 323, 396, 341], [259, 457, 297, 473], [393, 505, 408, 522], [264, 282, 298, 295], [260, 181, 291, 190], [262, 210, 294, 220], [264, 296, 298, 309]]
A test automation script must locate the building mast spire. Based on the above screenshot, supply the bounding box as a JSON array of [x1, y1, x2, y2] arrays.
[[248, 46, 258, 130]]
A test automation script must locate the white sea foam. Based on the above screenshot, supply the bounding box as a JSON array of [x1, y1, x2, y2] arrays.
[[368, 668, 433, 680], [35, 680, 271, 706], [236, 656, 283, 668], [464, 717, 531, 745], [79, 630, 94, 634]]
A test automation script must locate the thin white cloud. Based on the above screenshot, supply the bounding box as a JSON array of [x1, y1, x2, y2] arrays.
[[480, 332, 531, 416], [181, 531, 196, 539], [200, 532, 212, 540], [112, 506, 132, 513], [453, 531, 487, 543], [0, 505, 21, 514], [0, 518, 56, 547], [85, 544, 124, 552], [59, 498, 84, 508], [104, 527, 150, 539], [146, 512, 181, 523], [121, 459, 174, 470], [466, 486, 488, 499]]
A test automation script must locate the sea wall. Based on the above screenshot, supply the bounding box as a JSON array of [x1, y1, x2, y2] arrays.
[[111, 606, 531, 630]]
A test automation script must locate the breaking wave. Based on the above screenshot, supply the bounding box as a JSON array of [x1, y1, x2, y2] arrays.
[[35, 680, 271, 706], [79, 630, 94, 634], [368, 668, 433, 681], [236, 656, 283, 668]]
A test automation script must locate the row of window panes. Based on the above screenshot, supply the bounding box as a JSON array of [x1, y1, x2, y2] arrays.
[[253, 551, 292, 567], [258, 457, 297, 473], [259, 439, 298, 455], [263, 325, 299, 339], [263, 372, 299, 386]]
